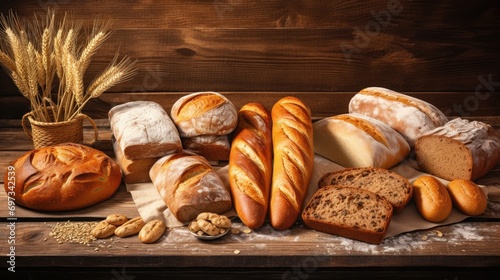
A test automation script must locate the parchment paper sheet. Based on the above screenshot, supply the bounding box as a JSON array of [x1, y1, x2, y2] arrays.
[[127, 154, 480, 238]]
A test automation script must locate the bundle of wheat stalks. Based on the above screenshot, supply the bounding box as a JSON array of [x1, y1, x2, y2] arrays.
[[0, 9, 137, 122]]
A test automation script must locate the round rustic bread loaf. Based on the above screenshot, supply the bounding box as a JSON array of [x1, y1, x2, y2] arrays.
[[4, 143, 122, 211]]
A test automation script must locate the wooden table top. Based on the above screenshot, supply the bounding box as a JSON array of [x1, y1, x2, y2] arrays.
[[1, 118, 499, 278]]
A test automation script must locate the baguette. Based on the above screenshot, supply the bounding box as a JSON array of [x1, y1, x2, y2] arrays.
[[269, 97, 314, 230], [228, 103, 273, 229]]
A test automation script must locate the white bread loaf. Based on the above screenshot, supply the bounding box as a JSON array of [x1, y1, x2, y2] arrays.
[[302, 186, 393, 244], [149, 150, 232, 223], [269, 97, 314, 231], [170, 91, 238, 137], [349, 87, 448, 147], [109, 101, 182, 160], [112, 137, 160, 184], [181, 135, 231, 162], [414, 117, 500, 181], [313, 113, 410, 169], [228, 103, 273, 230]]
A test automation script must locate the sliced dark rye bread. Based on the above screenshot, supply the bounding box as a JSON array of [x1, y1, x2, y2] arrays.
[[317, 167, 412, 213], [302, 185, 393, 244]]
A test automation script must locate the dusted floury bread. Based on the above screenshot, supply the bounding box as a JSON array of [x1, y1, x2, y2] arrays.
[[318, 167, 412, 212], [4, 143, 122, 211], [109, 101, 182, 159], [302, 186, 393, 244], [112, 137, 160, 184], [313, 113, 410, 169], [269, 97, 314, 230], [349, 87, 448, 147], [182, 135, 231, 162], [414, 118, 500, 181], [170, 91, 238, 137], [229, 103, 273, 229], [149, 150, 232, 223]]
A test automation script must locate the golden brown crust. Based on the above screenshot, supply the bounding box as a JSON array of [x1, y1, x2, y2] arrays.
[[228, 103, 273, 229], [412, 175, 452, 222], [4, 143, 122, 211], [269, 97, 314, 230], [447, 179, 488, 216]]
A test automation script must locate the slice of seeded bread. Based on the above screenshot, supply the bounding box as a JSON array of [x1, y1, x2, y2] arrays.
[[317, 167, 412, 213], [302, 186, 393, 244]]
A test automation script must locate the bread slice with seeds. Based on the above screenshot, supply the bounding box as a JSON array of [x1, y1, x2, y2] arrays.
[[318, 167, 412, 213], [302, 186, 393, 244]]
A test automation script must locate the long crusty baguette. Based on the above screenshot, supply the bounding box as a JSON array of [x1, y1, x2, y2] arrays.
[[228, 103, 273, 229], [269, 97, 314, 230]]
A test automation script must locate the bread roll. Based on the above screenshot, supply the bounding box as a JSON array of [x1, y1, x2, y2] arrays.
[[170, 91, 238, 137], [182, 135, 231, 162], [269, 97, 314, 230], [149, 150, 232, 223], [313, 113, 410, 169], [4, 143, 122, 211], [415, 118, 500, 181], [412, 175, 452, 223], [109, 101, 182, 159], [302, 186, 393, 244], [447, 179, 488, 216], [228, 103, 273, 229], [349, 87, 448, 147]]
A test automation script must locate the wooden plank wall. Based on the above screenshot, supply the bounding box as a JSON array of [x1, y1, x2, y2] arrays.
[[1, 0, 499, 120]]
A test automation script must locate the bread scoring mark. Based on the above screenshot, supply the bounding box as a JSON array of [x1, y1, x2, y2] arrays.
[[231, 167, 265, 203], [236, 141, 265, 173], [334, 115, 390, 149], [175, 92, 226, 122]]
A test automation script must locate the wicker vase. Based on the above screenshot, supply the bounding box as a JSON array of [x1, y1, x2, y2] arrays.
[[22, 107, 98, 149]]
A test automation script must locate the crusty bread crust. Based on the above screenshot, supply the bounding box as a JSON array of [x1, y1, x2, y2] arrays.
[[228, 103, 273, 229], [349, 87, 448, 147], [269, 97, 314, 230], [5, 143, 122, 211]]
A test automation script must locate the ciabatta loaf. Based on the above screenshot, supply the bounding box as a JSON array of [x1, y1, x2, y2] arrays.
[[229, 103, 273, 229], [269, 97, 314, 230], [149, 151, 232, 223], [318, 167, 412, 212], [349, 87, 448, 147], [109, 101, 182, 160], [313, 113, 410, 169], [170, 91, 238, 137], [414, 118, 500, 181], [302, 186, 393, 244]]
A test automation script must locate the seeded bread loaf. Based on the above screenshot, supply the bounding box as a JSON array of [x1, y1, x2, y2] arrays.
[[313, 113, 410, 169], [109, 101, 182, 160], [302, 186, 393, 244], [349, 87, 448, 147], [414, 118, 500, 181], [318, 167, 412, 213]]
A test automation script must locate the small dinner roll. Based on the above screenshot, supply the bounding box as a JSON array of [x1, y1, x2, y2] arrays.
[[412, 176, 452, 223], [447, 179, 488, 216]]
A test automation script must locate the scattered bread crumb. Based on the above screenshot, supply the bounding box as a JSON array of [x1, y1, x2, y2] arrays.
[[421, 235, 428, 241], [436, 230, 443, 237], [243, 228, 252, 234], [234, 250, 240, 254]]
